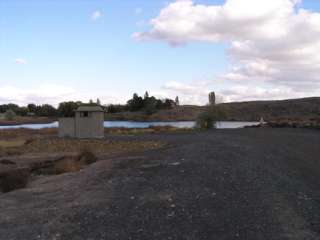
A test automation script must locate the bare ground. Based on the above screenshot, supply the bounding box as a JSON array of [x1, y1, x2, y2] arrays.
[[0, 128, 320, 240]]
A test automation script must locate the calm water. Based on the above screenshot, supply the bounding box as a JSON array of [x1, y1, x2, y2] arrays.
[[0, 121, 259, 130]]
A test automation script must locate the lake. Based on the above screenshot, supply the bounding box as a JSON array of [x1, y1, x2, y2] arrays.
[[0, 121, 259, 130]]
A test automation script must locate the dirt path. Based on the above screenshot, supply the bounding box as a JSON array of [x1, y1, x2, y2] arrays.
[[0, 128, 320, 240]]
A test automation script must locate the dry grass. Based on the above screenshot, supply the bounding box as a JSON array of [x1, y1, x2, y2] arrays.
[[53, 157, 83, 174], [4, 138, 164, 156], [0, 127, 168, 157], [105, 126, 191, 135], [53, 150, 98, 174], [0, 126, 187, 141], [0, 128, 57, 140], [0, 140, 26, 148], [0, 116, 55, 126]]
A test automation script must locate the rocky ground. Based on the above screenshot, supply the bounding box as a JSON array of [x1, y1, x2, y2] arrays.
[[0, 128, 320, 240]]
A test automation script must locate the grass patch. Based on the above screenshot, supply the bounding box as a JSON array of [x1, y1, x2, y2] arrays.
[[53, 150, 98, 174], [53, 157, 83, 174], [6, 138, 165, 156], [0, 128, 57, 140], [0, 140, 26, 148], [105, 126, 191, 135]]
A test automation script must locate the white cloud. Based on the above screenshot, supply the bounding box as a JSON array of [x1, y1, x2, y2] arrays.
[[15, 58, 27, 64], [162, 81, 226, 105], [0, 85, 76, 106], [0, 85, 124, 107], [134, 0, 320, 102], [91, 10, 102, 21]]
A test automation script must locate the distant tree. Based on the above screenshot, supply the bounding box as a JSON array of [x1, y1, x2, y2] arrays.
[[127, 93, 144, 111], [144, 97, 158, 115], [0, 105, 7, 113], [96, 98, 101, 106], [27, 104, 37, 113], [4, 109, 16, 121], [89, 99, 94, 104], [209, 92, 216, 105], [106, 104, 127, 113], [162, 99, 175, 109], [0, 104, 19, 114], [58, 102, 80, 117], [16, 107, 28, 116], [107, 92, 176, 114], [106, 104, 117, 113], [175, 96, 180, 106], [37, 104, 58, 117], [7, 104, 20, 113]]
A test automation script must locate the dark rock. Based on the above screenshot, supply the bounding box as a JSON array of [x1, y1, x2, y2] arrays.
[[0, 168, 30, 193], [0, 159, 16, 165]]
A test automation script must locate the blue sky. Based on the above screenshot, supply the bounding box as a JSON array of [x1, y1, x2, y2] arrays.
[[1, 0, 320, 105]]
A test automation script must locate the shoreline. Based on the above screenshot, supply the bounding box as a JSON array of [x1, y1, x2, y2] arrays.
[[0, 117, 56, 127]]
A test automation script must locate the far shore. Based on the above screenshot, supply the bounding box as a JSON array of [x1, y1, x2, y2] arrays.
[[0, 117, 57, 126]]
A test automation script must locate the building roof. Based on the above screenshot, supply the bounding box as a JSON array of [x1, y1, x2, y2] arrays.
[[75, 105, 104, 112]]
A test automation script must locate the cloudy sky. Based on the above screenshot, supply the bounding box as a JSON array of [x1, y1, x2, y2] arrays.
[[1, 0, 320, 106]]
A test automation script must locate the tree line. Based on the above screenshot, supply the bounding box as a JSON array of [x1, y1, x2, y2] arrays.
[[0, 92, 180, 118], [107, 92, 179, 115]]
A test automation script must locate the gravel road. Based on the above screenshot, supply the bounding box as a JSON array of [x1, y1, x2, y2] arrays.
[[0, 128, 320, 240]]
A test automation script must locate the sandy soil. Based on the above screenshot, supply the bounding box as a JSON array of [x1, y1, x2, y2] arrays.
[[0, 128, 320, 240]]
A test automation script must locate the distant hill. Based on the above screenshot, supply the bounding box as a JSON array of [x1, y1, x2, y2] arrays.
[[105, 97, 320, 122], [221, 97, 320, 121]]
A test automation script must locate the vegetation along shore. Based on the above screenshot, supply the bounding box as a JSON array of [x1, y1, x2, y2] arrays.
[[0, 93, 319, 126]]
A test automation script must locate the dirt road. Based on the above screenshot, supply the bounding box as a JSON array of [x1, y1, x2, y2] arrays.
[[0, 128, 320, 240]]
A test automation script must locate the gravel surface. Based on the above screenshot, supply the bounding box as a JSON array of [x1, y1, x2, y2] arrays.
[[0, 128, 320, 240]]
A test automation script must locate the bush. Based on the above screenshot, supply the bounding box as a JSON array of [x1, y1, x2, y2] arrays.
[[77, 149, 97, 165], [4, 109, 16, 121], [54, 157, 82, 174], [0, 168, 30, 193], [53, 150, 97, 174], [196, 106, 226, 130]]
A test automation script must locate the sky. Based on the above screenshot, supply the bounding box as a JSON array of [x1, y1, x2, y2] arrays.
[[1, 0, 320, 106]]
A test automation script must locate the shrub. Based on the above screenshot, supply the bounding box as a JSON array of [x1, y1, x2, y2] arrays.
[[4, 109, 16, 121], [196, 106, 226, 130], [0, 168, 30, 193], [54, 157, 82, 174], [77, 149, 97, 165], [53, 150, 97, 174], [24, 138, 36, 145]]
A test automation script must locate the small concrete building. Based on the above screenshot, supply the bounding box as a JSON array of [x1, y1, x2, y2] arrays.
[[59, 106, 105, 139]]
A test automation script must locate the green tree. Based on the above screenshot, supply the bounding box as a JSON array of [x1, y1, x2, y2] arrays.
[[58, 102, 80, 117], [196, 106, 226, 130], [38, 104, 58, 117], [27, 104, 37, 113], [127, 93, 144, 111], [16, 107, 28, 116]]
